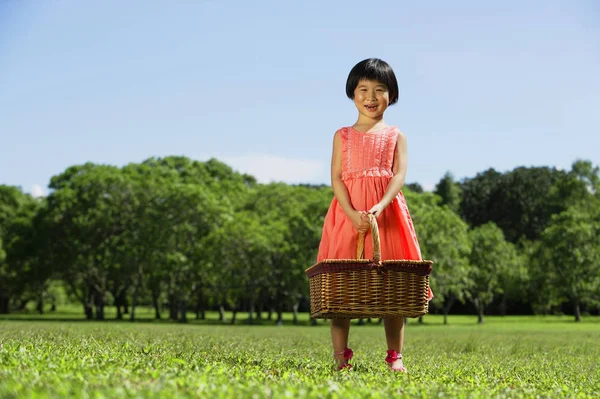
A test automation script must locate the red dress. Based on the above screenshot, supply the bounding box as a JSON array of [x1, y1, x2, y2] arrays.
[[317, 126, 433, 300]]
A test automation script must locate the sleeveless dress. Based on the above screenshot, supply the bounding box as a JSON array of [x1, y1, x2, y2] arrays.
[[317, 125, 433, 301]]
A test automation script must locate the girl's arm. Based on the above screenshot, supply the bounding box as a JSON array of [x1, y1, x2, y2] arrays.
[[331, 131, 370, 232], [369, 130, 408, 217]]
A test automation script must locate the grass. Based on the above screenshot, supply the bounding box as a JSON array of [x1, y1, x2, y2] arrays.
[[0, 313, 599, 398]]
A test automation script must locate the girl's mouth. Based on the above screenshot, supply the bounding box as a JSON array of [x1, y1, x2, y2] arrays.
[[365, 104, 378, 112]]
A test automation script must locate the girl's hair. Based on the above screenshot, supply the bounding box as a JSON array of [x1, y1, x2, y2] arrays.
[[346, 58, 399, 105]]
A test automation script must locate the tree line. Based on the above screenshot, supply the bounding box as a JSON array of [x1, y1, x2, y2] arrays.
[[1, 157, 599, 323]]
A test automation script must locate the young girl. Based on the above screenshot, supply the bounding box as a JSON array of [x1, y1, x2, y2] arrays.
[[317, 58, 433, 372]]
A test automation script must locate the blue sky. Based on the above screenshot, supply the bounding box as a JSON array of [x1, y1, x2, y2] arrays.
[[1, 0, 599, 197]]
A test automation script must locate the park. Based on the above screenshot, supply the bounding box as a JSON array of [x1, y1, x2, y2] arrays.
[[1, 157, 599, 398], [1, 1, 599, 398]]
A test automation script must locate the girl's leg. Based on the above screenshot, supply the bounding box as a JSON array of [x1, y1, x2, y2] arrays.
[[384, 317, 405, 369], [330, 319, 351, 366]]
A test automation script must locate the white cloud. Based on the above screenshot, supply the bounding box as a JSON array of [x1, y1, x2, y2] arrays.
[[555, 164, 568, 172], [422, 182, 436, 192], [222, 154, 326, 184], [31, 184, 46, 198]]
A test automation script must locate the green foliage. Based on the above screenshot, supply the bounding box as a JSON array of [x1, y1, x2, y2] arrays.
[[434, 171, 462, 213], [0, 185, 41, 313], [2, 157, 600, 322], [404, 182, 424, 193], [409, 192, 472, 322], [460, 167, 567, 242], [1, 319, 599, 398], [532, 205, 600, 321], [468, 222, 521, 323]]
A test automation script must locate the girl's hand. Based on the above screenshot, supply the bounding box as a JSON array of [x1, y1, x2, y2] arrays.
[[350, 211, 370, 234], [368, 203, 385, 218]]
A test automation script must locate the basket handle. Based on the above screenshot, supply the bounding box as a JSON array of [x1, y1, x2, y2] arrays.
[[356, 213, 382, 263]]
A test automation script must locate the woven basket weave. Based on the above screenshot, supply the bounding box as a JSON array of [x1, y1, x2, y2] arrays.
[[306, 214, 433, 319]]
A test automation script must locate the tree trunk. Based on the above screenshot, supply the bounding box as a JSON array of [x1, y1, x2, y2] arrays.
[[115, 293, 123, 320], [219, 304, 226, 322], [123, 297, 129, 314], [268, 308, 273, 321], [418, 316, 423, 324], [0, 294, 10, 314], [574, 301, 581, 322], [51, 303, 57, 312], [130, 280, 140, 322], [37, 294, 44, 314], [85, 290, 94, 320], [152, 291, 161, 320], [276, 310, 283, 326], [256, 303, 263, 321], [195, 289, 205, 320], [443, 297, 455, 325], [179, 299, 187, 323], [248, 297, 255, 325], [84, 303, 94, 320], [231, 309, 237, 324], [292, 303, 299, 325], [310, 317, 317, 326], [357, 319, 365, 325], [115, 289, 128, 320], [169, 294, 178, 321], [475, 299, 484, 324], [95, 291, 105, 321]]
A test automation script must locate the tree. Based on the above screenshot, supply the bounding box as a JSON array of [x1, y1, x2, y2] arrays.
[[405, 183, 424, 193], [533, 205, 600, 321], [162, 182, 224, 323], [550, 160, 600, 213], [468, 222, 521, 324], [460, 167, 566, 243], [243, 183, 330, 324], [409, 192, 472, 324], [434, 172, 462, 214], [118, 157, 238, 322], [4, 197, 48, 313], [497, 237, 529, 316], [0, 185, 40, 313], [570, 159, 600, 195], [46, 163, 140, 320], [205, 211, 273, 324]]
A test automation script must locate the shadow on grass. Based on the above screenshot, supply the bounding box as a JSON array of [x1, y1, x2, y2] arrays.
[[2, 312, 597, 326], [0, 314, 327, 327]]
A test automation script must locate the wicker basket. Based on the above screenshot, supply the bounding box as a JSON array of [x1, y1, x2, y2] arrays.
[[305, 214, 433, 319]]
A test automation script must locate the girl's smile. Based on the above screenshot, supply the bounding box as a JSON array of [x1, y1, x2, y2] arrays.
[[365, 103, 380, 112], [354, 79, 390, 119]]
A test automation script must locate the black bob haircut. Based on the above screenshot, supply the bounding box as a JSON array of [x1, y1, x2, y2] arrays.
[[345, 58, 399, 105]]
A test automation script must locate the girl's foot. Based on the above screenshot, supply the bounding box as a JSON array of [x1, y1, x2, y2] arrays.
[[385, 350, 407, 372], [333, 347, 354, 371]]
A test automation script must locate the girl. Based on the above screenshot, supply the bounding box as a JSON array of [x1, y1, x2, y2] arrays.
[[317, 58, 433, 372]]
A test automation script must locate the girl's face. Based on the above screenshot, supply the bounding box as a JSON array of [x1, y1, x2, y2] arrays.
[[353, 79, 390, 119]]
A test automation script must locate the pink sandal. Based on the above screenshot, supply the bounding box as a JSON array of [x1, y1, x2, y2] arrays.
[[333, 347, 354, 371], [385, 350, 407, 372]]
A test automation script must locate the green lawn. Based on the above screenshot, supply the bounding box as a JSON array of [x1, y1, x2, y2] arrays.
[[0, 314, 598, 398]]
